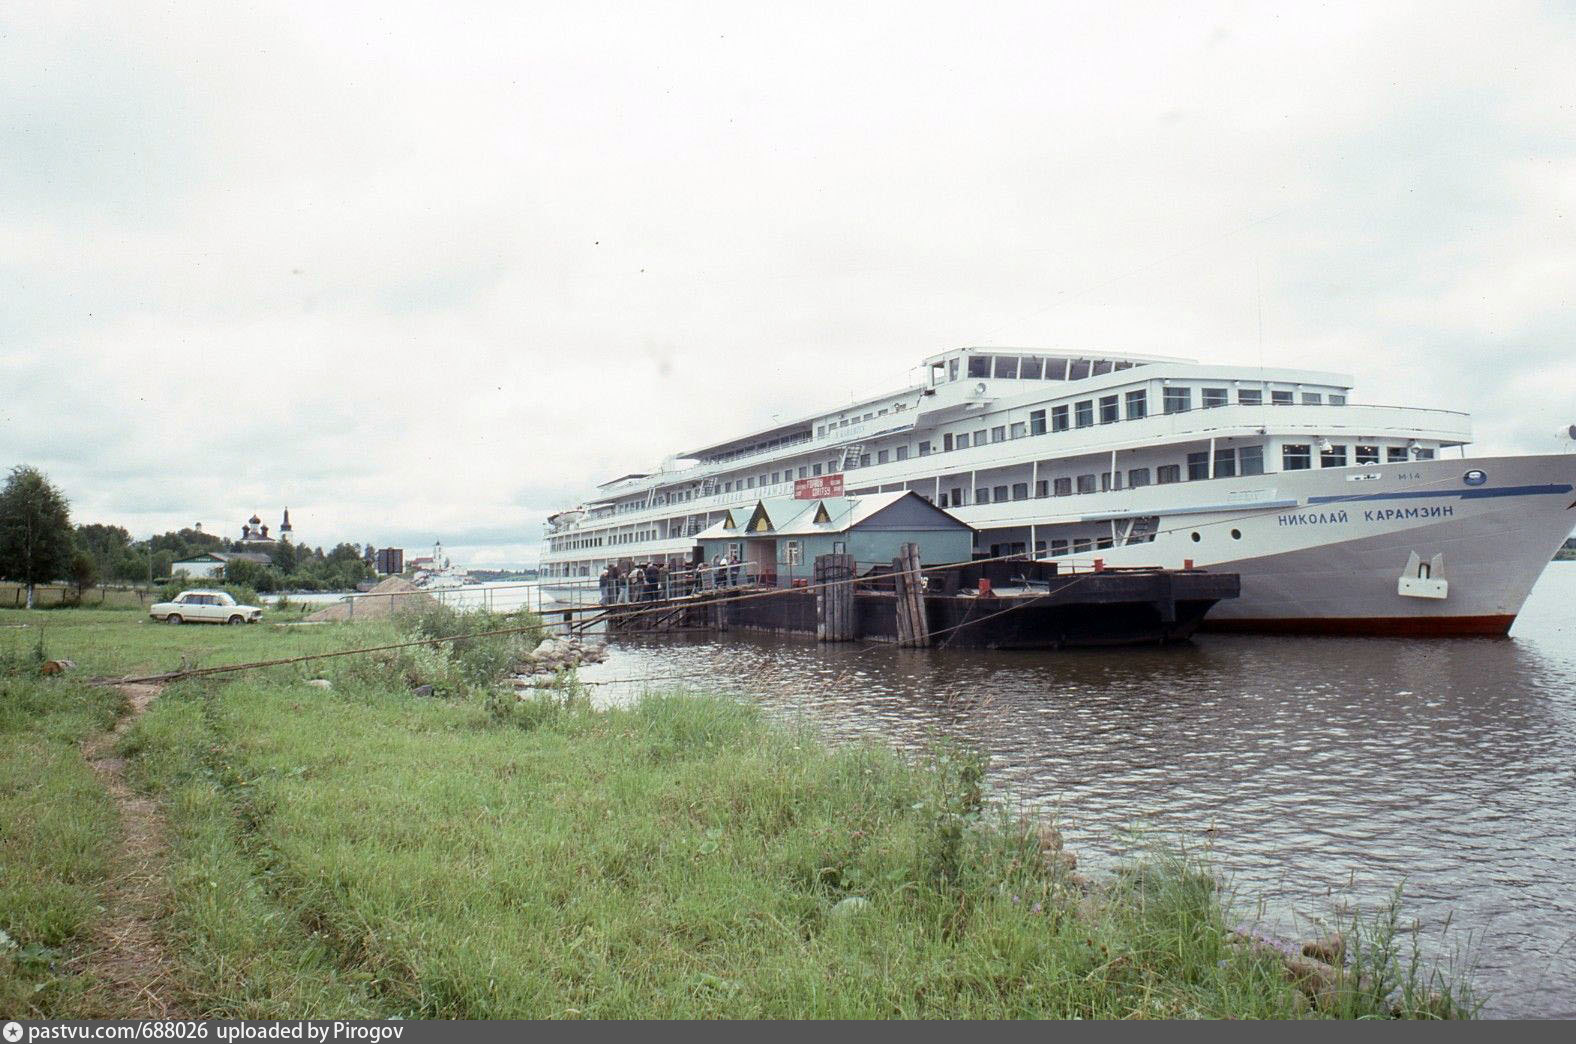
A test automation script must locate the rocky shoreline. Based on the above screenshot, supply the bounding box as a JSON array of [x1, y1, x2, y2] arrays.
[[508, 635, 607, 689]]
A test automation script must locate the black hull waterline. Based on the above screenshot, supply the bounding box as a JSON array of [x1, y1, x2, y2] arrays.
[[604, 568, 1240, 649]]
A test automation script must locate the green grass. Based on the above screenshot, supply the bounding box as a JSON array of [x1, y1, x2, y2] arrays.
[[124, 680, 1473, 1018], [0, 582, 156, 611], [0, 606, 534, 1016], [0, 668, 124, 1014], [0, 608, 402, 680], [1, 609, 1476, 1018]]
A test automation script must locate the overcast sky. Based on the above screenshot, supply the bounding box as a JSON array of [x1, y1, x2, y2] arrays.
[[3, 1, 1572, 566]]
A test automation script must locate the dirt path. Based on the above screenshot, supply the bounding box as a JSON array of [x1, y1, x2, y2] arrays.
[[71, 682, 186, 1018]]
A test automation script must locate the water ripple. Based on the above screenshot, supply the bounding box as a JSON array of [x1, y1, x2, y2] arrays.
[[576, 564, 1576, 1017]]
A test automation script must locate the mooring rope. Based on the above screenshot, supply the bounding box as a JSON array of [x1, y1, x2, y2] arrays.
[[102, 547, 1164, 688], [107, 623, 548, 686], [552, 545, 1157, 633], [573, 569, 1111, 690]]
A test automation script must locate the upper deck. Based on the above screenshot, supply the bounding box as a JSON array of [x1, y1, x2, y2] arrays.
[[544, 348, 1469, 543], [585, 352, 1357, 481], [676, 347, 1192, 463], [545, 346, 1475, 567]]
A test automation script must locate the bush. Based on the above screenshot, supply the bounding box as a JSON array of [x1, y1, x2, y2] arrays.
[[222, 557, 278, 592], [392, 602, 542, 698], [0, 627, 49, 676]]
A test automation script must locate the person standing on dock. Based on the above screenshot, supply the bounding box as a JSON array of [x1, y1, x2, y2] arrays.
[[598, 566, 611, 605]]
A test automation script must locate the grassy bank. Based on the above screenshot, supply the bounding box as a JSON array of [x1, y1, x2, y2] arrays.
[[0, 668, 123, 1014], [0, 609, 1475, 1018]]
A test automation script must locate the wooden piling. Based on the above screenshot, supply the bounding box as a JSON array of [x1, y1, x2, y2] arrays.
[[892, 554, 912, 646], [909, 543, 930, 648], [893, 543, 930, 648], [814, 553, 855, 641]]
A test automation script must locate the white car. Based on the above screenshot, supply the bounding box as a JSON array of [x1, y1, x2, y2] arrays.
[[149, 590, 264, 626]]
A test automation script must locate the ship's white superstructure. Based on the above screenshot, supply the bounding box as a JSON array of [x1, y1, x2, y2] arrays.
[[541, 347, 1574, 634]]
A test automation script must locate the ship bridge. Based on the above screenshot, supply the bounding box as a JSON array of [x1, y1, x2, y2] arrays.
[[922, 346, 1194, 387]]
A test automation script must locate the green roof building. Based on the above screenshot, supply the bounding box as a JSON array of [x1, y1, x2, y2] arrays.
[[696, 491, 974, 585]]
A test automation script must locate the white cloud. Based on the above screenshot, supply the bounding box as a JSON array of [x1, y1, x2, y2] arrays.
[[3, 0, 1573, 564]]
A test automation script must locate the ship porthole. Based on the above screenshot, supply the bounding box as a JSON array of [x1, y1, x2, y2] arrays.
[[1191, 532, 1201, 542], [1463, 469, 1487, 486], [1230, 528, 1242, 540]]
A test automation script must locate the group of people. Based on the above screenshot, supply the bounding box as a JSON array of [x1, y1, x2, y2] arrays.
[[598, 554, 744, 605]]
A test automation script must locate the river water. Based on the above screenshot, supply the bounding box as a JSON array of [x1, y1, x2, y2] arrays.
[[567, 563, 1576, 1018]]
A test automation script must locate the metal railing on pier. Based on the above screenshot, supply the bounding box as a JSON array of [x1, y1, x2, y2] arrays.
[[329, 580, 562, 619]]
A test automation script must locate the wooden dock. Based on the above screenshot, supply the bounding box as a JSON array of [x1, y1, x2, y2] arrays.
[[588, 553, 1239, 650]]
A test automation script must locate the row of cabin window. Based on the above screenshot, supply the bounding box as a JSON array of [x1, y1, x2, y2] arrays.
[[655, 435, 1416, 508], [1281, 443, 1434, 470], [555, 527, 661, 552], [934, 447, 1268, 507], [713, 400, 1372, 494], [961, 355, 1138, 381], [708, 432, 816, 465], [1170, 387, 1346, 411], [716, 400, 913, 464], [955, 379, 1347, 423], [553, 535, 606, 551], [720, 459, 843, 493], [698, 385, 1352, 498], [846, 387, 1350, 467], [648, 489, 703, 506], [813, 402, 909, 439]]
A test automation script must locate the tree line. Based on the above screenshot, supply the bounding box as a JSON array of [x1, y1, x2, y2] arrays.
[[0, 465, 382, 607]]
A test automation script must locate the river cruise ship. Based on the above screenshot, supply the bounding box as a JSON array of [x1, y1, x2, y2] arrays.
[[541, 347, 1575, 635]]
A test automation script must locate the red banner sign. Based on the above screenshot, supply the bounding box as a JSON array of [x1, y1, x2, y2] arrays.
[[794, 473, 844, 499]]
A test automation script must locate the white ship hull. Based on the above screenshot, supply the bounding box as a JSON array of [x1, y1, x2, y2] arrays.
[[1025, 454, 1574, 635]]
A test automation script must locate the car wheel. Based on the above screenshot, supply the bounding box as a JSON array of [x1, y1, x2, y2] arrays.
[[228, 615, 245, 626], [166, 614, 183, 625]]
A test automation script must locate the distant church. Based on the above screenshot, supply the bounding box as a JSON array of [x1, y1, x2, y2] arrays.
[[240, 508, 294, 546]]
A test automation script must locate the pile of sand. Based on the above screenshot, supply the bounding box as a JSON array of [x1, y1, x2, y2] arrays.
[[303, 576, 438, 622]]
